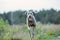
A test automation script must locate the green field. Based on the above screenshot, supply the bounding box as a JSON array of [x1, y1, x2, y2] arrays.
[[0, 19, 60, 40]]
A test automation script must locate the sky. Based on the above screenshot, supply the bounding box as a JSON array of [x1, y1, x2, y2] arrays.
[[0, 0, 60, 13]]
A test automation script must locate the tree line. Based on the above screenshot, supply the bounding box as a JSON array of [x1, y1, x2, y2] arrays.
[[0, 8, 60, 25]]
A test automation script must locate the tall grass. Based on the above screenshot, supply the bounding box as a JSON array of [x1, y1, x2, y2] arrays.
[[22, 22, 60, 40], [0, 19, 22, 40], [0, 19, 60, 40]]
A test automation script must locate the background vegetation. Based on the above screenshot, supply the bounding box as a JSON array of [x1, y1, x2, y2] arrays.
[[0, 8, 60, 25], [0, 8, 60, 40]]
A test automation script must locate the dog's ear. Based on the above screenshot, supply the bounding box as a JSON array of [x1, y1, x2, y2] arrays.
[[24, 11, 27, 15], [31, 11, 35, 15], [32, 11, 35, 14]]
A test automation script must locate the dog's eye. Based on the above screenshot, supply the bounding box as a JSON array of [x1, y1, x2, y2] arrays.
[[31, 13, 32, 14]]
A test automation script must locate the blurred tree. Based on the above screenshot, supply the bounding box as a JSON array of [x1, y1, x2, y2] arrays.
[[0, 9, 60, 24]]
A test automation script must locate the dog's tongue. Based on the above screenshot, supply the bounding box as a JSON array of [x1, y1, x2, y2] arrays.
[[29, 18, 32, 20]]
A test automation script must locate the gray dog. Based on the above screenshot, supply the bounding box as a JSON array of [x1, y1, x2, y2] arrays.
[[26, 11, 36, 40]]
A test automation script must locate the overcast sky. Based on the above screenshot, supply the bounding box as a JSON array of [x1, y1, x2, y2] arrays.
[[0, 0, 60, 13]]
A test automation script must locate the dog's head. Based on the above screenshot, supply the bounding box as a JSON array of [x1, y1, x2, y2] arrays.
[[27, 11, 34, 17]]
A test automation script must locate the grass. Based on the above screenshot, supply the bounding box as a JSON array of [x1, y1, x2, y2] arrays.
[[11, 38, 22, 40], [21, 22, 60, 40], [0, 20, 60, 40]]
